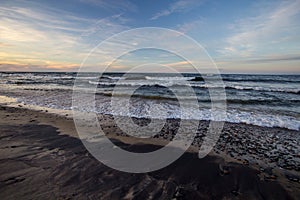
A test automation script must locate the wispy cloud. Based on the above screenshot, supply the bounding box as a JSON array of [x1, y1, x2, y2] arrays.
[[0, 5, 88, 45], [151, 0, 206, 20], [238, 54, 300, 63], [219, 0, 300, 57], [0, 2, 131, 71], [0, 62, 80, 72], [79, 0, 137, 12], [81, 14, 129, 39], [176, 18, 204, 33]]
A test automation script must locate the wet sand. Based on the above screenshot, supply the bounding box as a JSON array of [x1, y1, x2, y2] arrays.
[[0, 105, 299, 199]]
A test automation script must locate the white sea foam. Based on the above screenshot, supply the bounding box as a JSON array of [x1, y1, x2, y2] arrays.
[[145, 76, 194, 81], [88, 80, 299, 94], [72, 98, 300, 131]]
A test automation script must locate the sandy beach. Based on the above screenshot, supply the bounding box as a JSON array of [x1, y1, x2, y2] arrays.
[[0, 101, 299, 199]]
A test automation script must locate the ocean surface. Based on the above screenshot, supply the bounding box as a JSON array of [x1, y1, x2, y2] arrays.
[[0, 72, 299, 130]]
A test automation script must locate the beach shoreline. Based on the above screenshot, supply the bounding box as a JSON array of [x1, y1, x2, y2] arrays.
[[0, 99, 299, 199]]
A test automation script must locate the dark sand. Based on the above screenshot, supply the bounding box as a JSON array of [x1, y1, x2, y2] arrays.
[[0, 105, 299, 199]]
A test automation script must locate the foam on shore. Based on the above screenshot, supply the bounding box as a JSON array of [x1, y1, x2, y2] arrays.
[[0, 95, 73, 119]]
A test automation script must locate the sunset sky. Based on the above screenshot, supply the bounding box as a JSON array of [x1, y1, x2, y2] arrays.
[[0, 0, 300, 73]]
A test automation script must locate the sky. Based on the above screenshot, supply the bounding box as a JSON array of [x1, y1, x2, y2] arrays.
[[0, 0, 300, 73]]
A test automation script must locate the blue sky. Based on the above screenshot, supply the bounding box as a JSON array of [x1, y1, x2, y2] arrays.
[[0, 0, 300, 73]]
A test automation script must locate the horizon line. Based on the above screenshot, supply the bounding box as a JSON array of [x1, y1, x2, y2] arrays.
[[0, 71, 299, 75]]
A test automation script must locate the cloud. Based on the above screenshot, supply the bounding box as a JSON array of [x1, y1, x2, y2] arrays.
[[238, 55, 300, 63], [215, 54, 300, 74], [0, 42, 13, 47], [81, 14, 129, 38], [0, 63, 80, 72], [0, 6, 87, 44], [0, 2, 131, 71], [151, 0, 206, 20], [165, 60, 190, 67], [219, 0, 300, 57], [176, 18, 204, 33], [79, 0, 137, 12]]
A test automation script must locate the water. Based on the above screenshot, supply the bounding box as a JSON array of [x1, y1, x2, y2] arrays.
[[0, 72, 299, 130]]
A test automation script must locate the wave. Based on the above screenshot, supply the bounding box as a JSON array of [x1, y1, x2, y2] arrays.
[[5, 80, 47, 85], [225, 110, 300, 131], [99, 92, 181, 101], [93, 87, 298, 104], [222, 78, 300, 83], [146, 75, 300, 83], [89, 80, 222, 89], [88, 80, 299, 94], [76, 99, 300, 131], [89, 80, 181, 87], [9, 79, 297, 95], [226, 99, 300, 105], [145, 76, 195, 81], [92, 75, 204, 81], [5, 79, 74, 85], [75, 76, 98, 80], [101, 75, 125, 80], [98, 92, 299, 105], [225, 86, 300, 94]]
